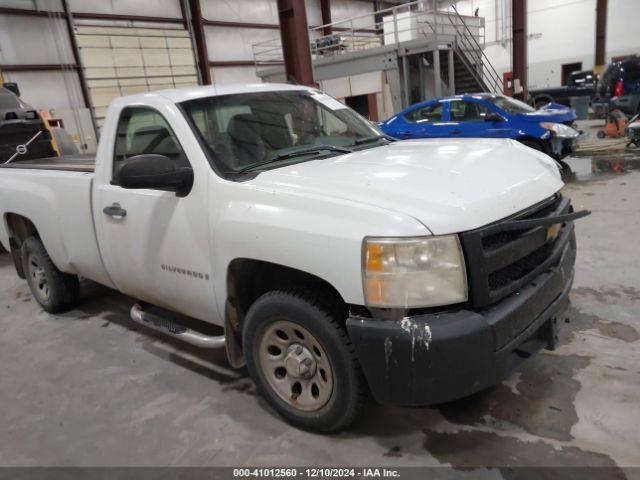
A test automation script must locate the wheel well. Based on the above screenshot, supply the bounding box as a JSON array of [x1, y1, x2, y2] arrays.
[[4, 213, 40, 278], [226, 259, 347, 324], [224, 259, 347, 368]]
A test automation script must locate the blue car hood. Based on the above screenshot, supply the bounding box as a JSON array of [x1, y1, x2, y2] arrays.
[[516, 102, 576, 123]]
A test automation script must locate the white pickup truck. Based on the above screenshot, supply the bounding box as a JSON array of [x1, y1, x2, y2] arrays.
[[0, 84, 588, 432]]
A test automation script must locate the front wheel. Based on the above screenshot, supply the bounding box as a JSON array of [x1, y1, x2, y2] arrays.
[[243, 289, 366, 432], [21, 236, 79, 313]]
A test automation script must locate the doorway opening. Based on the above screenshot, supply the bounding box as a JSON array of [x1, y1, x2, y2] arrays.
[[344, 94, 378, 121]]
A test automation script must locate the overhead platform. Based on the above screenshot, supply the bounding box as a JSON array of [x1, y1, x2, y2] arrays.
[[253, 1, 503, 112]]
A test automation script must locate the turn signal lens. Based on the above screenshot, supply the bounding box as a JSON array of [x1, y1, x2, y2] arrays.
[[365, 243, 383, 271]]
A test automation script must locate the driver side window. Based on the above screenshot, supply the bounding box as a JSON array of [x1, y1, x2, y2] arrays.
[[113, 107, 188, 185], [449, 101, 490, 122]]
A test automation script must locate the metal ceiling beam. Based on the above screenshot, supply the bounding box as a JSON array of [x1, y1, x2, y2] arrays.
[[71, 11, 183, 24], [61, 1, 92, 109], [276, 0, 314, 86], [0, 7, 183, 24], [0, 64, 79, 71], [0, 7, 51, 17], [187, 0, 212, 85], [201, 18, 373, 34], [595, 0, 607, 67], [320, 0, 332, 35], [210, 61, 283, 67], [512, 0, 527, 98], [203, 19, 279, 29]]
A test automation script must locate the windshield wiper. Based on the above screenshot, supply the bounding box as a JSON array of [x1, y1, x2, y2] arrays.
[[237, 145, 352, 173], [353, 134, 396, 146]]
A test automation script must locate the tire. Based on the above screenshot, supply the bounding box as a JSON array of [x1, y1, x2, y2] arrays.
[[243, 289, 366, 433], [21, 236, 79, 313], [521, 139, 545, 153]]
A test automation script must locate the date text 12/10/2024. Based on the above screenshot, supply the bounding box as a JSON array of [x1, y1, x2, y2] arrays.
[[233, 468, 401, 478]]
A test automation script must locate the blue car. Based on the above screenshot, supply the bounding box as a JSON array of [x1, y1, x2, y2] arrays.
[[379, 93, 579, 159]]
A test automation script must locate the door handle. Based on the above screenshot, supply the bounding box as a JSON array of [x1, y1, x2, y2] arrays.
[[103, 203, 127, 218], [396, 131, 412, 138], [451, 129, 462, 135]]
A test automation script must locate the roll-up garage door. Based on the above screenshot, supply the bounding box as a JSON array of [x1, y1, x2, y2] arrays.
[[75, 25, 198, 128]]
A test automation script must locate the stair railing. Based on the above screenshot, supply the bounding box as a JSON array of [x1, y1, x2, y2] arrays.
[[447, 4, 502, 93]]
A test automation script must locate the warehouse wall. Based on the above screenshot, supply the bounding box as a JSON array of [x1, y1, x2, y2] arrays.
[[0, 0, 375, 132], [0, 12, 81, 110], [453, 0, 640, 89]]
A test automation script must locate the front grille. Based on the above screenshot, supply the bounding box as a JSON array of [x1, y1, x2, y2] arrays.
[[482, 228, 527, 250], [460, 194, 573, 308], [488, 241, 553, 290]]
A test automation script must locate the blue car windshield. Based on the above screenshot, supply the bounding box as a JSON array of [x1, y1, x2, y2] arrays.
[[487, 95, 535, 114]]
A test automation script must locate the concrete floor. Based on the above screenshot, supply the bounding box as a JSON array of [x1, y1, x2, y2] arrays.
[[1, 152, 640, 476]]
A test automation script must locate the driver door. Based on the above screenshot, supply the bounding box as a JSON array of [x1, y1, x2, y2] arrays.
[[94, 107, 216, 322], [447, 99, 509, 138]]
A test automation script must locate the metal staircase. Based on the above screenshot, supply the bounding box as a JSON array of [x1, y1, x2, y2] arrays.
[[446, 4, 503, 94]]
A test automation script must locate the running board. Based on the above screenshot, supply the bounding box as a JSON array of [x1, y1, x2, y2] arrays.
[[130, 303, 226, 349]]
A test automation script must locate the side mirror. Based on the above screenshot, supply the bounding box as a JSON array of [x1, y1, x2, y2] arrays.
[[119, 154, 193, 197], [484, 112, 505, 123]]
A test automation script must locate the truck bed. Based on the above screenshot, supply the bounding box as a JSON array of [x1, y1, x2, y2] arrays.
[[0, 154, 95, 172]]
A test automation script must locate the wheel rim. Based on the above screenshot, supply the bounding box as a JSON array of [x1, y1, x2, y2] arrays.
[[27, 253, 50, 302], [258, 320, 334, 411]]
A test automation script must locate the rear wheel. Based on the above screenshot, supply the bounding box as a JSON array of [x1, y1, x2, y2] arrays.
[[243, 289, 366, 432], [21, 236, 79, 313]]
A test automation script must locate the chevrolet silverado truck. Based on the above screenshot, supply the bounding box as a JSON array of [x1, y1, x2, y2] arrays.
[[0, 84, 588, 432]]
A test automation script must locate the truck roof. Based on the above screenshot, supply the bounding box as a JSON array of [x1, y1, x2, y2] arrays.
[[117, 83, 317, 105]]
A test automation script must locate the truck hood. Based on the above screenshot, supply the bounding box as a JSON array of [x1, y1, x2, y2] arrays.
[[517, 103, 576, 123], [250, 138, 564, 235]]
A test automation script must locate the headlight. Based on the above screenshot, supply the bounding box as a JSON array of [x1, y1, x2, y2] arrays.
[[362, 235, 468, 308], [539, 122, 579, 138]]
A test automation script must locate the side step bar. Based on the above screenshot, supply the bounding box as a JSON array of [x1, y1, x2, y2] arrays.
[[130, 304, 226, 349]]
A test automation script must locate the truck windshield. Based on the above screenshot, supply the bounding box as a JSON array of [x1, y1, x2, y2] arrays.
[[487, 95, 535, 114], [180, 90, 383, 174]]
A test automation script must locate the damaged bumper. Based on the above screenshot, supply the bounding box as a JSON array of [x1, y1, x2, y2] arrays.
[[549, 136, 576, 159], [346, 237, 575, 407]]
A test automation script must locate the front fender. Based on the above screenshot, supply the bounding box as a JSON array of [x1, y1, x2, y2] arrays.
[[210, 184, 429, 315]]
